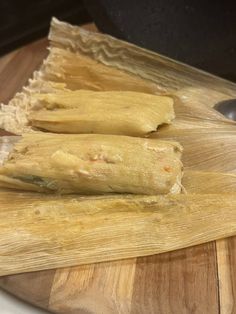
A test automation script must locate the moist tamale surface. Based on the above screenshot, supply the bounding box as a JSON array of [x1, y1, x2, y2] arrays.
[[29, 90, 174, 136], [0, 133, 183, 195]]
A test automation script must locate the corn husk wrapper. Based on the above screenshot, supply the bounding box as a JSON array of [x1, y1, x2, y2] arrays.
[[183, 170, 236, 194], [152, 128, 236, 173], [0, 190, 236, 276]]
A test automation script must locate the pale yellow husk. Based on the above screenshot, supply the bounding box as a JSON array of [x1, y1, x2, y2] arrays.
[[183, 170, 236, 194], [0, 191, 236, 276], [152, 128, 236, 173]]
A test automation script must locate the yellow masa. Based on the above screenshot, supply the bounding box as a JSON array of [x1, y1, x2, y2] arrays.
[[0, 133, 183, 195]]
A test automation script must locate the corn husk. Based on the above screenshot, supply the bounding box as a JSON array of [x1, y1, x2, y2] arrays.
[[166, 95, 236, 130], [183, 170, 236, 194], [49, 19, 236, 97], [151, 128, 236, 173], [40, 47, 160, 93], [0, 191, 236, 276]]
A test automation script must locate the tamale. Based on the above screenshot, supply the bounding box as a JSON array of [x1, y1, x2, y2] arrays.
[[29, 90, 175, 136], [0, 45, 160, 135], [0, 133, 183, 195], [1, 191, 236, 276]]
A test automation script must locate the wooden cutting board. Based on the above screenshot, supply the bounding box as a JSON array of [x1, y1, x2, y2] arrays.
[[0, 26, 236, 314]]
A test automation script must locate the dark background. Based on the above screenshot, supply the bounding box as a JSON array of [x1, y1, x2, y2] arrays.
[[1, 0, 236, 81], [84, 0, 236, 81], [0, 0, 91, 56]]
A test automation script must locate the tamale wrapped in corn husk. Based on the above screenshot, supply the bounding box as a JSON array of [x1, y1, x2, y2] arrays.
[[0, 45, 160, 135], [0, 136, 235, 277], [1, 19, 236, 135], [29, 90, 174, 135], [1, 17, 236, 281], [0, 133, 183, 195]]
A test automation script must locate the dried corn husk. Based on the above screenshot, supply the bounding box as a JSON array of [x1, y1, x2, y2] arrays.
[[183, 170, 236, 194], [166, 95, 236, 130], [0, 191, 236, 276], [41, 47, 160, 93], [0, 133, 183, 195], [152, 128, 236, 173], [49, 18, 236, 97]]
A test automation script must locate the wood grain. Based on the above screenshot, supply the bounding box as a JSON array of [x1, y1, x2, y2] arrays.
[[216, 238, 236, 314], [131, 243, 219, 314], [49, 259, 136, 314], [0, 269, 55, 309], [0, 23, 236, 314]]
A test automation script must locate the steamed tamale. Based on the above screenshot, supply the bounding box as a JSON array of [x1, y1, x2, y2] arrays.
[[0, 133, 183, 195], [29, 91, 175, 136]]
